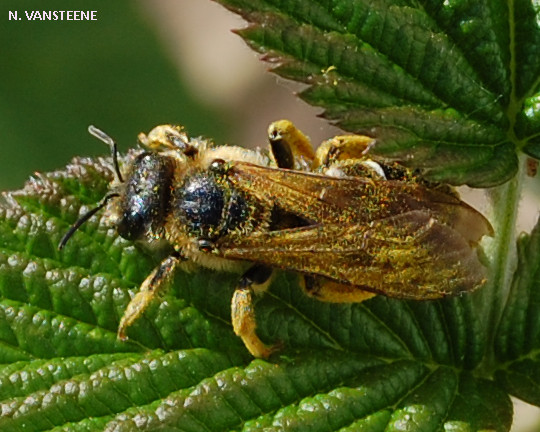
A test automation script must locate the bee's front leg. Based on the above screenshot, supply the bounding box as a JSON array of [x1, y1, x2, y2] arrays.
[[231, 264, 278, 358], [117, 253, 183, 340]]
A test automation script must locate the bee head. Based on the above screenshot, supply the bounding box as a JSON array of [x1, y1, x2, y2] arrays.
[[58, 126, 176, 249], [114, 150, 175, 241]]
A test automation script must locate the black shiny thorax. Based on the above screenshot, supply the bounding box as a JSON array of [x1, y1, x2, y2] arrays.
[[116, 152, 175, 241], [173, 170, 255, 241]]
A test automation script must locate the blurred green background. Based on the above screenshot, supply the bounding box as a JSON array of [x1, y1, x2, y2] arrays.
[[0, 0, 230, 190], [0, 0, 335, 191]]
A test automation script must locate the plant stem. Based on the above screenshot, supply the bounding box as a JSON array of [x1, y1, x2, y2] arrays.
[[482, 155, 525, 371]]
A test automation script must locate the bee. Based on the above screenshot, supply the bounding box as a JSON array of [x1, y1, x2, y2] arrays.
[[58, 120, 492, 358]]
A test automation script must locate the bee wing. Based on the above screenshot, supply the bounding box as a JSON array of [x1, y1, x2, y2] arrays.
[[220, 162, 491, 298], [218, 210, 487, 299], [227, 162, 492, 244]]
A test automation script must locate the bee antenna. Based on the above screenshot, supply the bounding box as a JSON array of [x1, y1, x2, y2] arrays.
[[58, 193, 120, 250], [88, 125, 124, 183]]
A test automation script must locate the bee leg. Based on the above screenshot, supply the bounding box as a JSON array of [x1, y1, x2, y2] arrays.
[[267, 120, 315, 169], [302, 275, 376, 303], [314, 134, 375, 169], [231, 264, 278, 358], [117, 253, 182, 340], [315, 135, 390, 180]]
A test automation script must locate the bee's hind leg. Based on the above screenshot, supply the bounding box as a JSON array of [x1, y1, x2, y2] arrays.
[[117, 253, 183, 340], [232, 264, 279, 358], [314, 134, 375, 169], [302, 275, 376, 303], [267, 120, 315, 169]]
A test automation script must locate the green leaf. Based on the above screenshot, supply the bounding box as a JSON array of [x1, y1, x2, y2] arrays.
[[212, 0, 540, 187], [495, 218, 540, 406], [0, 142, 512, 430]]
